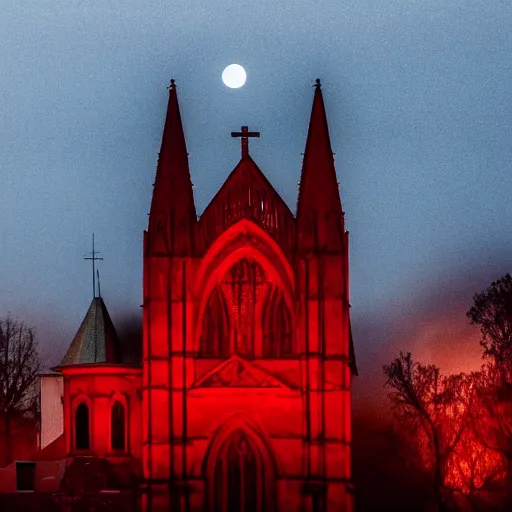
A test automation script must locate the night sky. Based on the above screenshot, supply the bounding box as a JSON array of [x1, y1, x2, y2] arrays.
[[1, 2, 511, 407]]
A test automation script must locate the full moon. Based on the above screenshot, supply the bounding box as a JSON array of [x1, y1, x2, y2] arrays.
[[222, 64, 247, 89]]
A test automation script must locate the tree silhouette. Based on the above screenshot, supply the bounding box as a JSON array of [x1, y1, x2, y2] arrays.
[[0, 316, 41, 466], [384, 352, 469, 511], [467, 274, 512, 506], [381, 275, 512, 510], [467, 273, 512, 365]]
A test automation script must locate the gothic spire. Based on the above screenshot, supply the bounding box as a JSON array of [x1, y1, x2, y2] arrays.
[[148, 80, 196, 254], [56, 297, 122, 366], [296, 79, 344, 252]]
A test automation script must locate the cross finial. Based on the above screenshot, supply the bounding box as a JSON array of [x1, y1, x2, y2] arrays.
[[169, 79, 176, 90], [84, 234, 103, 299], [231, 126, 260, 158], [314, 78, 321, 89]]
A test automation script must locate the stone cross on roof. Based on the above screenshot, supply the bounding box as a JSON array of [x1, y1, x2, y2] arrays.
[[231, 126, 260, 158]]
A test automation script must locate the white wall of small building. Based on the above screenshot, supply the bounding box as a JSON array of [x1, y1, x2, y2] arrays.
[[40, 374, 64, 449]]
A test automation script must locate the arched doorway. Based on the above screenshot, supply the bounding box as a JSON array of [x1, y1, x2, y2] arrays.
[[208, 428, 274, 512]]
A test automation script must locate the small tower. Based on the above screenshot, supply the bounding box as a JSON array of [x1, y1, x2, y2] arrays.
[[142, 80, 198, 509], [295, 79, 356, 511], [52, 241, 142, 473]]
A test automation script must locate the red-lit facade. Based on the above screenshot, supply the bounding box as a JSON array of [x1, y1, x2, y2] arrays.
[[55, 80, 357, 512]]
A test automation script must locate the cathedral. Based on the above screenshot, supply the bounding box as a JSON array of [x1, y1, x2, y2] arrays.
[[33, 79, 357, 511]]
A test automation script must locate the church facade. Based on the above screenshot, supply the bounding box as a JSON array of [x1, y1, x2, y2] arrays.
[[38, 79, 357, 512]]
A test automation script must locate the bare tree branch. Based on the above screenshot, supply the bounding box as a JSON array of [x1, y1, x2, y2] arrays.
[[0, 316, 42, 465]]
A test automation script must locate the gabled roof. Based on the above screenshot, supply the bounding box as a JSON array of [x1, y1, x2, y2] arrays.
[[58, 297, 122, 366], [197, 155, 295, 254], [201, 155, 293, 220], [192, 355, 297, 389]]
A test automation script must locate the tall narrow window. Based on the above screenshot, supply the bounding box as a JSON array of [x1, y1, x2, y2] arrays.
[[222, 259, 265, 358], [75, 402, 90, 450], [111, 400, 126, 452], [276, 296, 292, 356], [263, 288, 292, 358], [200, 287, 230, 357]]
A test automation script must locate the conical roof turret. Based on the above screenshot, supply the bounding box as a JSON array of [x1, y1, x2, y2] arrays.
[[58, 297, 122, 366]]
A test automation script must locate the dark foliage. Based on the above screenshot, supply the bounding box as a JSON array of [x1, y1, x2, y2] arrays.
[[467, 273, 512, 363], [381, 274, 512, 510], [352, 411, 430, 511], [0, 316, 42, 466], [383, 353, 469, 511]]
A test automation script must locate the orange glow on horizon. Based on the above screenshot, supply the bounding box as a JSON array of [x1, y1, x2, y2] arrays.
[[409, 310, 483, 375]]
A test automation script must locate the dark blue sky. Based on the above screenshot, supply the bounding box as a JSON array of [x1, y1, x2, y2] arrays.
[[1, 1, 511, 403]]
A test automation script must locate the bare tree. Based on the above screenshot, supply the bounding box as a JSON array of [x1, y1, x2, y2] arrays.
[[464, 365, 512, 507], [384, 352, 469, 511], [441, 368, 506, 511], [0, 316, 42, 466], [466, 274, 512, 505], [467, 273, 512, 367], [380, 276, 512, 510]]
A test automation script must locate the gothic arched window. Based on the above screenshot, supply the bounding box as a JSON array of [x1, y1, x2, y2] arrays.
[[75, 402, 90, 451], [200, 258, 292, 359], [222, 259, 265, 358], [212, 430, 268, 512], [111, 400, 126, 452], [263, 288, 292, 358], [200, 288, 230, 357]]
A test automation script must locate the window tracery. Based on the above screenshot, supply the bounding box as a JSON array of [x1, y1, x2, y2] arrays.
[[222, 259, 265, 358], [200, 287, 230, 357], [262, 288, 292, 358], [212, 430, 265, 512], [199, 258, 293, 359]]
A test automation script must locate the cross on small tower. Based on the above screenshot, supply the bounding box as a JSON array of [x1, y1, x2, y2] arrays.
[[231, 126, 260, 158], [84, 233, 103, 299]]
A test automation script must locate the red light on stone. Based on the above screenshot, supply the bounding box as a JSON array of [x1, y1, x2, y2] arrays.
[[56, 80, 356, 511], [140, 81, 356, 511]]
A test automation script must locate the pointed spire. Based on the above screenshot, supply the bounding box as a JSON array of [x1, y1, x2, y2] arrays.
[[149, 79, 196, 255], [296, 79, 344, 252], [57, 297, 122, 366]]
